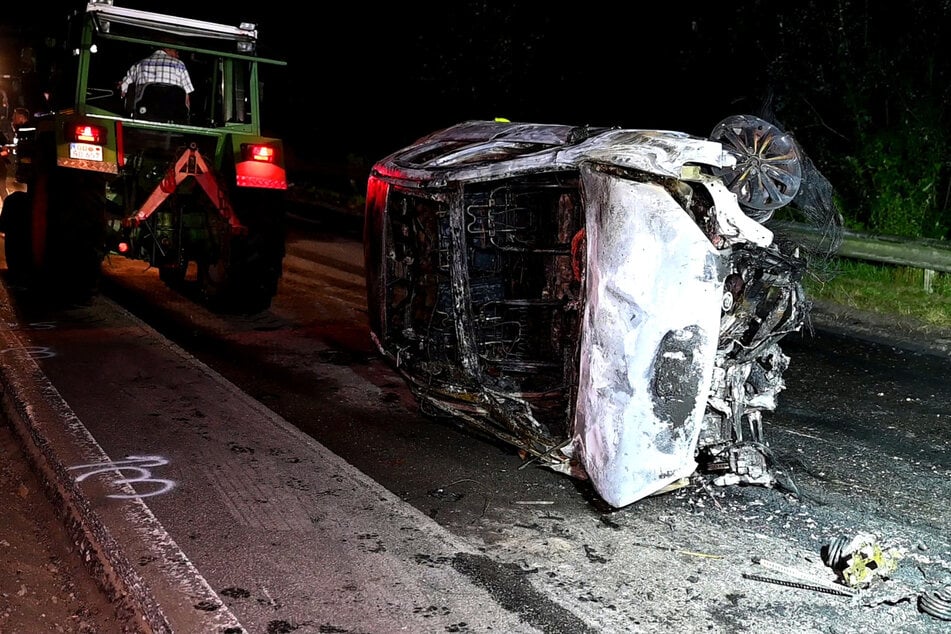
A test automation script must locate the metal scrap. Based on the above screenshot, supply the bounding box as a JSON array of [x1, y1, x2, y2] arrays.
[[918, 587, 951, 621], [823, 533, 903, 588], [744, 556, 855, 597], [742, 572, 855, 597]]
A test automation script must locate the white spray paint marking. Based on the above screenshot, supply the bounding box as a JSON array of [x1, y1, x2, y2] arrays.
[[69, 455, 176, 499], [0, 345, 57, 359], [1, 320, 57, 330], [0, 277, 244, 631]]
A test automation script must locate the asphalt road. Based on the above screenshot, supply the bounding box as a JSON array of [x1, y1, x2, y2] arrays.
[[1, 217, 950, 633]]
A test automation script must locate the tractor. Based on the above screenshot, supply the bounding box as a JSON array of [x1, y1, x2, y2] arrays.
[[2, 1, 288, 312]]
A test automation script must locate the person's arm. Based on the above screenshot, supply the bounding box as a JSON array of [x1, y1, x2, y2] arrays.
[[181, 67, 194, 109], [119, 64, 137, 97]]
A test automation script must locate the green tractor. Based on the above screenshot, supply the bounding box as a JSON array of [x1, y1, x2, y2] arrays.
[[3, 1, 288, 312]]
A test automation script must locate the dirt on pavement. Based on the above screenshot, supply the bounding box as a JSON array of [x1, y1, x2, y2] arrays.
[[0, 422, 128, 634]]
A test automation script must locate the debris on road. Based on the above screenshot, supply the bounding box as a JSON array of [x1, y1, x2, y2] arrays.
[[824, 533, 903, 588], [918, 587, 951, 621], [742, 572, 855, 597]]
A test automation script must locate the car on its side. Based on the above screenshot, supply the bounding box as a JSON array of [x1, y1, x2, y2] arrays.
[[363, 115, 841, 508]]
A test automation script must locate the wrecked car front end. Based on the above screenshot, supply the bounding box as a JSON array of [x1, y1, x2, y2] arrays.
[[364, 116, 839, 508]]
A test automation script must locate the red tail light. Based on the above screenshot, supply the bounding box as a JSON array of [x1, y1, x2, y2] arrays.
[[71, 124, 106, 145], [242, 143, 276, 163], [116, 120, 125, 166], [236, 142, 286, 189]]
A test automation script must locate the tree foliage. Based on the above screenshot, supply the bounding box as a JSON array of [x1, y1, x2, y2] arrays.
[[411, 1, 951, 239], [691, 0, 951, 238]]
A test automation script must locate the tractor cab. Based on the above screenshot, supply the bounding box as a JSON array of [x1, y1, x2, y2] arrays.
[[58, 1, 280, 134]]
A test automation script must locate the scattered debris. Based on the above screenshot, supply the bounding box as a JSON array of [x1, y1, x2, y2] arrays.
[[743, 554, 854, 597], [742, 572, 854, 597], [755, 557, 840, 589], [823, 533, 903, 588]]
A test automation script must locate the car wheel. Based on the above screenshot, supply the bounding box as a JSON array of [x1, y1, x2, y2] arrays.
[[709, 114, 802, 221]]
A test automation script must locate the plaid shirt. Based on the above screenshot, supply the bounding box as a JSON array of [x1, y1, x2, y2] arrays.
[[120, 49, 194, 97]]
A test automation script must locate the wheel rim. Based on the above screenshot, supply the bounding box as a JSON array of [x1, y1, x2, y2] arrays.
[[710, 115, 802, 221]]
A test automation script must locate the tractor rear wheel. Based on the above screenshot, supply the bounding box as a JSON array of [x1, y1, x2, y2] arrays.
[[199, 190, 285, 314], [0, 191, 33, 282], [42, 169, 107, 304]]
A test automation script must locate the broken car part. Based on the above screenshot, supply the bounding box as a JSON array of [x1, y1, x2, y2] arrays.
[[741, 573, 854, 597], [364, 115, 841, 508], [919, 587, 951, 621], [754, 557, 846, 593], [823, 533, 902, 588]]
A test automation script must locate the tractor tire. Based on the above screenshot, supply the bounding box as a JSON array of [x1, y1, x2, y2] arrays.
[[158, 243, 188, 288], [159, 263, 187, 287], [198, 248, 231, 309], [199, 190, 285, 314], [42, 169, 107, 304], [1, 191, 34, 282]]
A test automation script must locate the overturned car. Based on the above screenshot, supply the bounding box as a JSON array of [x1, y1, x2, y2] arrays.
[[363, 115, 841, 508]]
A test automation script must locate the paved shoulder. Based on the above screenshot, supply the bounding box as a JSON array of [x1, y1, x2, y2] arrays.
[[0, 282, 552, 633]]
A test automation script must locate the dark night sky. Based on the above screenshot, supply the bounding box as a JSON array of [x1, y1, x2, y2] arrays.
[[5, 1, 951, 240], [0, 2, 754, 158], [3, 1, 950, 182]]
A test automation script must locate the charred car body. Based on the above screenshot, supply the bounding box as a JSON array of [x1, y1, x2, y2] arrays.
[[364, 115, 840, 508]]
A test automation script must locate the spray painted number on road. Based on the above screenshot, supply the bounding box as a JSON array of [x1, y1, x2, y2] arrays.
[[0, 345, 56, 359], [1, 321, 58, 330], [68, 455, 176, 499]]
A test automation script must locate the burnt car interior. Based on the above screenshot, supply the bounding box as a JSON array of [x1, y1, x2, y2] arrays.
[[380, 176, 584, 449]]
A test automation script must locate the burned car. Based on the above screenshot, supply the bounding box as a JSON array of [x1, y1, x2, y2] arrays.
[[363, 115, 841, 508]]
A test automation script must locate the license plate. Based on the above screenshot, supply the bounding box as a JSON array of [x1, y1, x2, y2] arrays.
[[69, 142, 103, 161]]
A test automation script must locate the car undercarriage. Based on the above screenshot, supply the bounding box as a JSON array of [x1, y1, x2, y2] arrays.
[[364, 115, 842, 508]]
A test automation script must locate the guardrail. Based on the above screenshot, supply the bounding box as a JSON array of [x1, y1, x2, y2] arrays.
[[774, 222, 951, 293]]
